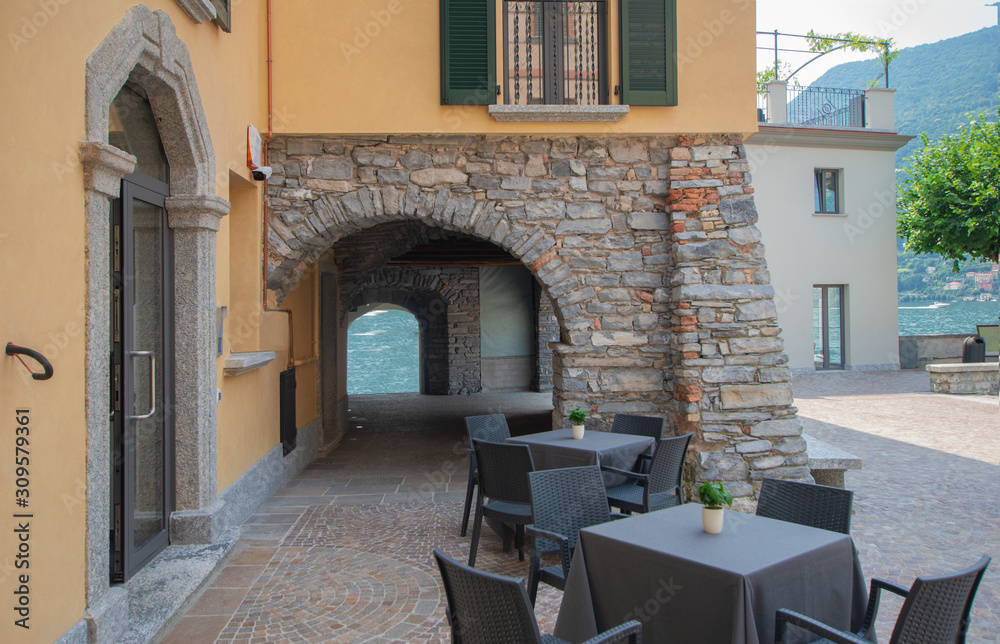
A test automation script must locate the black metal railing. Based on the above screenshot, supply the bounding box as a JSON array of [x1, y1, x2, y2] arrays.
[[503, 0, 606, 105], [786, 85, 865, 128]]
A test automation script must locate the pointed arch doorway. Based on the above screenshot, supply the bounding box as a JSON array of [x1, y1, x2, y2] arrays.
[[108, 83, 175, 582]]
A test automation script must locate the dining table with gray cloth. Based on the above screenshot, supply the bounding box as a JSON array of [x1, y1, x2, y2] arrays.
[[553, 503, 870, 644], [506, 429, 655, 486]]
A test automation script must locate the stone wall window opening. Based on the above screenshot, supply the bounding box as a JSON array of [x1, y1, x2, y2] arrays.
[[347, 305, 421, 394], [813, 168, 841, 215], [502, 0, 607, 105], [813, 285, 846, 370]]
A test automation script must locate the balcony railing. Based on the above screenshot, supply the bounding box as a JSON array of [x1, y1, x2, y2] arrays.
[[758, 82, 885, 129], [786, 86, 865, 128], [503, 0, 607, 106]]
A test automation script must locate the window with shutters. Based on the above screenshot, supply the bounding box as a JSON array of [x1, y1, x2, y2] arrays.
[[210, 0, 230, 32], [441, 0, 676, 108], [502, 1, 607, 105]]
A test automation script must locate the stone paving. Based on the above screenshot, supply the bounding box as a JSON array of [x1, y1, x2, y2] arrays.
[[792, 370, 998, 642], [158, 373, 999, 643]]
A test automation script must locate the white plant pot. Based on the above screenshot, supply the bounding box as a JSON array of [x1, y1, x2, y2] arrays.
[[571, 424, 585, 439], [702, 506, 724, 534]]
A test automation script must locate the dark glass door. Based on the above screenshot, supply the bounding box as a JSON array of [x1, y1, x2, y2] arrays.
[[111, 174, 174, 582]]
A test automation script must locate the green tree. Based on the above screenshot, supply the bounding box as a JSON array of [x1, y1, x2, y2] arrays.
[[897, 114, 1000, 271]]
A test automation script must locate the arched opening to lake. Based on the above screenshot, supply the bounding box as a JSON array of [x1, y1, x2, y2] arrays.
[[347, 305, 420, 394]]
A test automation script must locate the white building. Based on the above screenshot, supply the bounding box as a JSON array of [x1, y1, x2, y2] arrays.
[[747, 82, 913, 372]]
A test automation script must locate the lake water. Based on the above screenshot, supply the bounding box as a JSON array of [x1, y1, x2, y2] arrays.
[[347, 302, 999, 393], [897, 300, 999, 336], [347, 310, 419, 394]]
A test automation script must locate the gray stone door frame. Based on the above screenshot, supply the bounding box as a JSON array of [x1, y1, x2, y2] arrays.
[[80, 7, 228, 641]]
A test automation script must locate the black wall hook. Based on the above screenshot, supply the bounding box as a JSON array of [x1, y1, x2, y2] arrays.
[[5, 343, 54, 381]]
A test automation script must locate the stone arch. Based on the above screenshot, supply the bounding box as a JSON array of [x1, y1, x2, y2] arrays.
[[266, 135, 670, 435], [338, 242, 463, 322], [267, 186, 581, 330], [269, 134, 809, 505], [80, 6, 228, 640], [348, 268, 455, 394]]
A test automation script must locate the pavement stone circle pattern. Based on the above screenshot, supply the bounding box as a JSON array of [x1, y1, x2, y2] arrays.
[[159, 375, 999, 643]]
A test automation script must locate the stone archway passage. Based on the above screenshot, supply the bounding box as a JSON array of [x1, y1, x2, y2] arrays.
[[268, 134, 810, 508], [348, 272, 453, 395], [346, 306, 422, 393]]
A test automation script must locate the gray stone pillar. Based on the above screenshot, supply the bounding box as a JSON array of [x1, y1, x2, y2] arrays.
[[666, 141, 808, 509], [80, 141, 136, 644], [165, 193, 230, 544], [319, 266, 343, 454]]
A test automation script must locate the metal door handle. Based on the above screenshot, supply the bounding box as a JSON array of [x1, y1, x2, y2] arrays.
[[128, 351, 156, 420]]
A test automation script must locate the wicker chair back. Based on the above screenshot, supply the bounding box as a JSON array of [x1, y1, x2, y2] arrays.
[[434, 548, 543, 643], [645, 432, 692, 511], [756, 478, 854, 534], [610, 414, 664, 440], [891, 555, 991, 644]]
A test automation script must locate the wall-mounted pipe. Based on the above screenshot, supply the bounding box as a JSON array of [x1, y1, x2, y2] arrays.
[[260, 0, 294, 371]]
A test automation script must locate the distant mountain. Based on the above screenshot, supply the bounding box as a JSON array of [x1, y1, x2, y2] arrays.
[[810, 26, 999, 166]]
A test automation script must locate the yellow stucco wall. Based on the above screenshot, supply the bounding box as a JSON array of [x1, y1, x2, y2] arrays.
[[1, 0, 756, 638], [272, 0, 758, 136], [0, 1, 307, 639]]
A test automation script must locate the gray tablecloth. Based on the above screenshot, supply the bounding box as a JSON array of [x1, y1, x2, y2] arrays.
[[554, 503, 866, 644], [507, 429, 654, 486]]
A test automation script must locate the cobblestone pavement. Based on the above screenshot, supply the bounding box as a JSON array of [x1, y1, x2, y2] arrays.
[[159, 374, 999, 643], [792, 370, 999, 642]]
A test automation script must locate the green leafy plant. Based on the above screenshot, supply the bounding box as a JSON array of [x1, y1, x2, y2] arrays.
[[568, 407, 588, 425], [697, 482, 733, 510], [756, 61, 795, 94], [805, 30, 898, 88]]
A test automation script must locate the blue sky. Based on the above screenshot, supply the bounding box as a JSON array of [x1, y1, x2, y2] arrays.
[[756, 0, 999, 83]]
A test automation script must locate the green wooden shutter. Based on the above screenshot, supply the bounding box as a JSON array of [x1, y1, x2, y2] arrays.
[[620, 0, 676, 106], [440, 0, 496, 105], [211, 0, 231, 33]]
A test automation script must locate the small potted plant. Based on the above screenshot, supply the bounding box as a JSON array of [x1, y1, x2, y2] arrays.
[[568, 407, 587, 439], [698, 481, 733, 534]]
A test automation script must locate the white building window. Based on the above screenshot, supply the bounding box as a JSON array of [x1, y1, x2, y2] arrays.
[[814, 168, 841, 214], [813, 285, 845, 370]]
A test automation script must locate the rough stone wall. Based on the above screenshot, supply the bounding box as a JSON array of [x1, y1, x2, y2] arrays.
[[266, 134, 808, 500], [535, 292, 558, 391], [666, 139, 806, 502], [439, 267, 481, 394]]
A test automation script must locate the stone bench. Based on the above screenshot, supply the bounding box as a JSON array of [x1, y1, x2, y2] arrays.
[[803, 434, 862, 489], [926, 362, 1000, 396]]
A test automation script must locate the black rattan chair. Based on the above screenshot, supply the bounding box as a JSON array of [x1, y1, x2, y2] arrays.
[[468, 439, 534, 567], [756, 477, 854, 534], [434, 548, 642, 644], [776, 555, 991, 644], [603, 433, 692, 514], [461, 414, 511, 537], [609, 414, 665, 441], [526, 466, 624, 605]]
